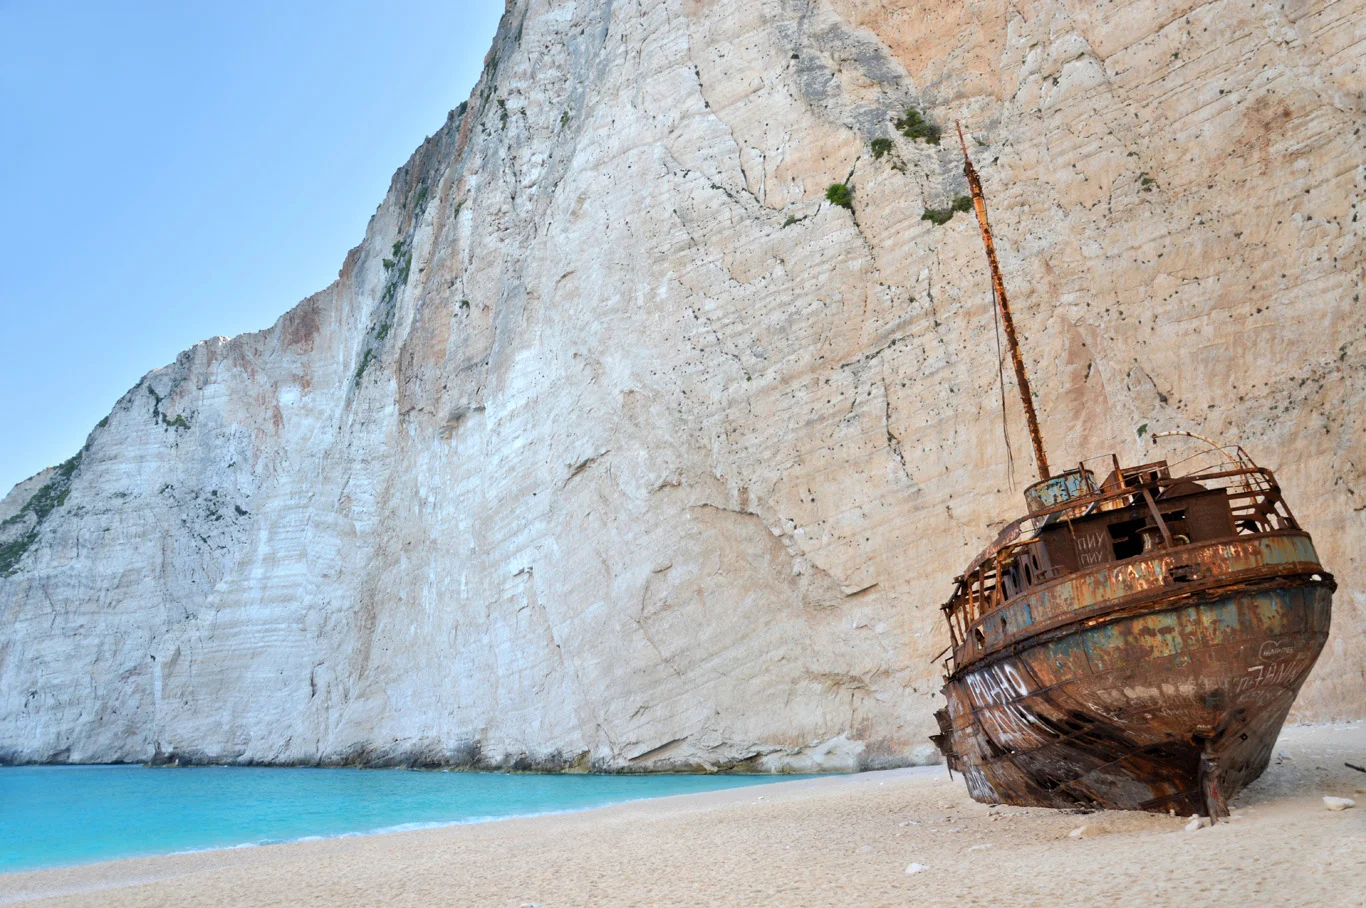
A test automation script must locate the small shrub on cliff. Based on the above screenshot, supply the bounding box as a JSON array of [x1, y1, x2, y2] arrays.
[[894, 108, 941, 144], [355, 349, 375, 383], [922, 196, 974, 227], [826, 183, 853, 209], [870, 138, 893, 159]]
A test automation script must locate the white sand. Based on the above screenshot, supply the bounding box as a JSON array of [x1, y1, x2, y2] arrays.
[[3, 723, 1363, 907]]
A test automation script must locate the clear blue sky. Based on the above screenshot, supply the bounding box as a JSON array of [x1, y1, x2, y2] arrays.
[[0, 0, 503, 493]]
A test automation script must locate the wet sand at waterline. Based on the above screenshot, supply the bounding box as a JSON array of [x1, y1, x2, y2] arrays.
[[3, 724, 1362, 907]]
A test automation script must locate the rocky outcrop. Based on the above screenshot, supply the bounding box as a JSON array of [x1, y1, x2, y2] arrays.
[[1, 0, 1362, 769]]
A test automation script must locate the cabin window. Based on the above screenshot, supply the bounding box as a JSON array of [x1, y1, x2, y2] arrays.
[[1001, 565, 1022, 599], [1107, 517, 1149, 560], [973, 627, 985, 649]]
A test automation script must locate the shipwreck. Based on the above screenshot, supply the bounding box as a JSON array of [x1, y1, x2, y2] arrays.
[[929, 125, 1336, 819]]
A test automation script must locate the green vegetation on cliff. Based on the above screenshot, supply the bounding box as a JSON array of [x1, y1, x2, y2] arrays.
[[0, 452, 82, 577]]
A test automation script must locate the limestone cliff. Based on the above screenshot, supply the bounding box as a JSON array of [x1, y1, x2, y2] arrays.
[[2, 0, 1362, 769]]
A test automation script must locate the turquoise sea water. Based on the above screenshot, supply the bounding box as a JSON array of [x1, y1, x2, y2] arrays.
[[0, 765, 810, 874]]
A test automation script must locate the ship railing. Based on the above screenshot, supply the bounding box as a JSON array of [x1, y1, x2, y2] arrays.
[[1151, 432, 1259, 480], [1174, 464, 1297, 534], [940, 462, 1297, 657]]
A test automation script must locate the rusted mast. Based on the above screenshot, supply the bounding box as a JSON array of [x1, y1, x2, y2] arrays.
[[957, 122, 1051, 482]]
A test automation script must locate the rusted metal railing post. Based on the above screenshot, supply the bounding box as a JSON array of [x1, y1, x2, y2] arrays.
[[957, 121, 1051, 482]]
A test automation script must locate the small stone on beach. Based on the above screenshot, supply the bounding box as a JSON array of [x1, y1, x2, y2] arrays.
[[1323, 797, 1355, 811], [969, 844, 993, 851], [905, 863, 930, 875], [1069, 826, 1088, 838], [1186, 816, 1210, 832]]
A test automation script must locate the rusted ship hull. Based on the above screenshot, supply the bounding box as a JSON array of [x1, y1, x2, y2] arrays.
[[934, 577, 1332, 816]]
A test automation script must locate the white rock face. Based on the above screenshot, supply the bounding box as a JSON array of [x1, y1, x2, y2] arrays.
[[1, 0, 1363, 769]]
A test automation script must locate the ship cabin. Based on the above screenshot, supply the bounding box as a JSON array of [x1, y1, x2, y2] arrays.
[[939, 450, 1303, 671]]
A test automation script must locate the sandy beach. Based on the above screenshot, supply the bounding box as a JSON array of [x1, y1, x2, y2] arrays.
[[2, 723, 1362, 907]]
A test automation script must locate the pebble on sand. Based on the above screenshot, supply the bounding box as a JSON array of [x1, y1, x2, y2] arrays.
[[1323, 797, 1356, 811], [1069, 826, 1088, 838], [905, 863, 931, 875], [1186, 816, 1211, 832]]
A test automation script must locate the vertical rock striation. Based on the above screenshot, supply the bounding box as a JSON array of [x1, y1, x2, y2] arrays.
[[2, 0, 1363, 768]]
